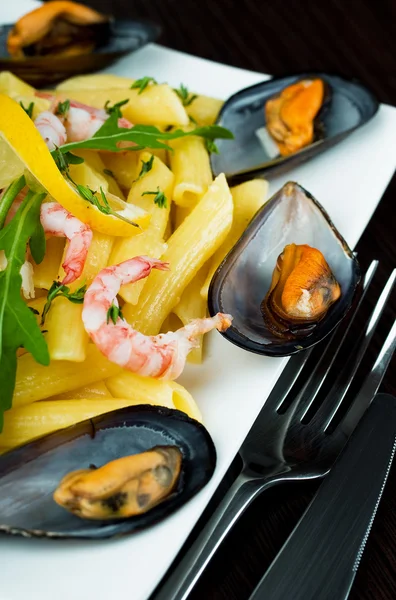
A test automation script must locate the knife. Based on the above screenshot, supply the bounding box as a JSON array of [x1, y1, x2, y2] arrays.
[[249, 392, 396, 600]]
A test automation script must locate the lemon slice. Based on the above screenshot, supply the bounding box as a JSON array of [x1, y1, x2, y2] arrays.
[[0, 93, 150, 236]]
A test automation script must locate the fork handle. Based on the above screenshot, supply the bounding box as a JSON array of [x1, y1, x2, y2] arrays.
[[151, 468, 303, 600], [250, 393, 396, 600]]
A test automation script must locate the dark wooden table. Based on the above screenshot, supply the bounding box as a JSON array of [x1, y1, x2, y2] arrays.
[[70, 1, 396, 597]]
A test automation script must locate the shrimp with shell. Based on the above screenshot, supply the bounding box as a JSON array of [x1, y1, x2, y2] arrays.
[[34, 93, 133, 150], [82, 256, 233, 380], [40, 202, 92, 284]]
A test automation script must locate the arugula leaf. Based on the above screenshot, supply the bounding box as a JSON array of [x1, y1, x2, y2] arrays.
[[135, 155, 154, 181], [174, 84, 198, 107], [106, 303, 125, 325], [104, 99, 129, 119], [0, 189, 49, 427], [142, 187, 167, 209], [41, 281, 87, 325], [56, 99, 70, 117], [0, 175, 26, 229], [54, 123, 234, 155], [205, 139, 220, 154], [20, 101, 34, 119], [29, 220, 46, 264], [130, 77, 157, 94]]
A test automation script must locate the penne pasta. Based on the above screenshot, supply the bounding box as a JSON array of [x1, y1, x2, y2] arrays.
[[187, 94, 224, 126], [201, 178, 269, 299], [0, 399, 133, 448], [172, 265, 209, 364], [48, 381, 113, 400], [56, 73, 135, 91], [169, 134, 212, 207], [106, 371, 202, 421], [123, 173, 233, 335], [109, 152, 173, 304], [52, 86, 189, 126], [14, 345, 121, 407], [32, 237, 65, 290]]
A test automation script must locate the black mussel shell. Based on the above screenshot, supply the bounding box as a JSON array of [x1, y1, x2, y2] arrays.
[[208, 181, 361, 356], [211, 73, 379, 184], [0, 19, 161, 87], [0, 405, 216, 539]]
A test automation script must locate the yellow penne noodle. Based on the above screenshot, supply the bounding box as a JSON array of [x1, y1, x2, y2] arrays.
[[201, 178, 269, 299], [0, 399, 134, 449], [77, 231, 114, 284], [106, 371, 202, 422], [169, 135, 213, 207], [123, 173, 233, 335], [14, 345, 121, 407], [32, 237, 65, 290], [100, 151, 138, 191], [48, 381, 113, 400], [0, 71, 35, 97], [56, 73, 135, 91], [172, 266, 209, 364], [46, 301, 88, 362], [52, 86, 189, 126], [187, 94, 224, 126], [126, 152, 174, 235]]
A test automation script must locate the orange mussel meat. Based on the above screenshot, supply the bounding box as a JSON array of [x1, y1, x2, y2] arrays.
[[265, 79, 325, 156], [261, 244, 341, 339]]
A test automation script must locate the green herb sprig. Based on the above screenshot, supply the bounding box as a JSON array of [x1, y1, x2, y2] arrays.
[[56, 99, 70, 117], [135, 155, 154, 181], [142, 187, 167, 209], [106, 303, 125, 325], [20, 101, 34, 119], [130, 77, 157, 94], [41, 281, 87, 325], [104, 99, 129, 119], [174, 84, 198, 107]]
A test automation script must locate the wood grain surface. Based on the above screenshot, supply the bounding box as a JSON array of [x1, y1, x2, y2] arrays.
[[48, 1, 396, 598]]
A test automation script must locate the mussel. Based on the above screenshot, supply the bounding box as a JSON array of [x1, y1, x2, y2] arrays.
[[211, 73, 378, 184], [265, 78, 326, 156], [7, 1, 110, 59], [0, 405, 216, 539], [54, 446, 183, 520], [261, 244, 341, 340], [208, 182, 361, 356], [0, 6, 160, 87]]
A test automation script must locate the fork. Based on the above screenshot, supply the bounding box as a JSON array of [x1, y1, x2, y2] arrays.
[[151, 260, 396, 600]]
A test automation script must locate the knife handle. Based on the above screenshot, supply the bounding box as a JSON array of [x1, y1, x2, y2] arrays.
[[250, 393, 396, 600]]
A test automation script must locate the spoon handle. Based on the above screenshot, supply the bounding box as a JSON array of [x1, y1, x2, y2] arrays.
[[249, 393, 396, 600]]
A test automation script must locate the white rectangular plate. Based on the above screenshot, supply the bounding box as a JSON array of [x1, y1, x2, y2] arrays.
[[1, 5, 396, 597]]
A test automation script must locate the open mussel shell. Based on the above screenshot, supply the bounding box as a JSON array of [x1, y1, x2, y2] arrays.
[[0, 19, 161, 87], [211, 73, 379, 184], [0, 405, 216, 539], [208, 181, 361, 356]]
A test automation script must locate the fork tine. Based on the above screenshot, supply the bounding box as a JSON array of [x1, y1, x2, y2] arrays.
[[337, 317, 396, 437], [311, 269, 396, 430], [279, 260, 378, 417]]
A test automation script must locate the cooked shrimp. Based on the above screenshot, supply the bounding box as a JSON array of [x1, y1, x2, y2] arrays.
[[35, 93, 133, 147], [82, 256, 233, 380], [34, 111, 67, 151], [40, 202, 93, 285]]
